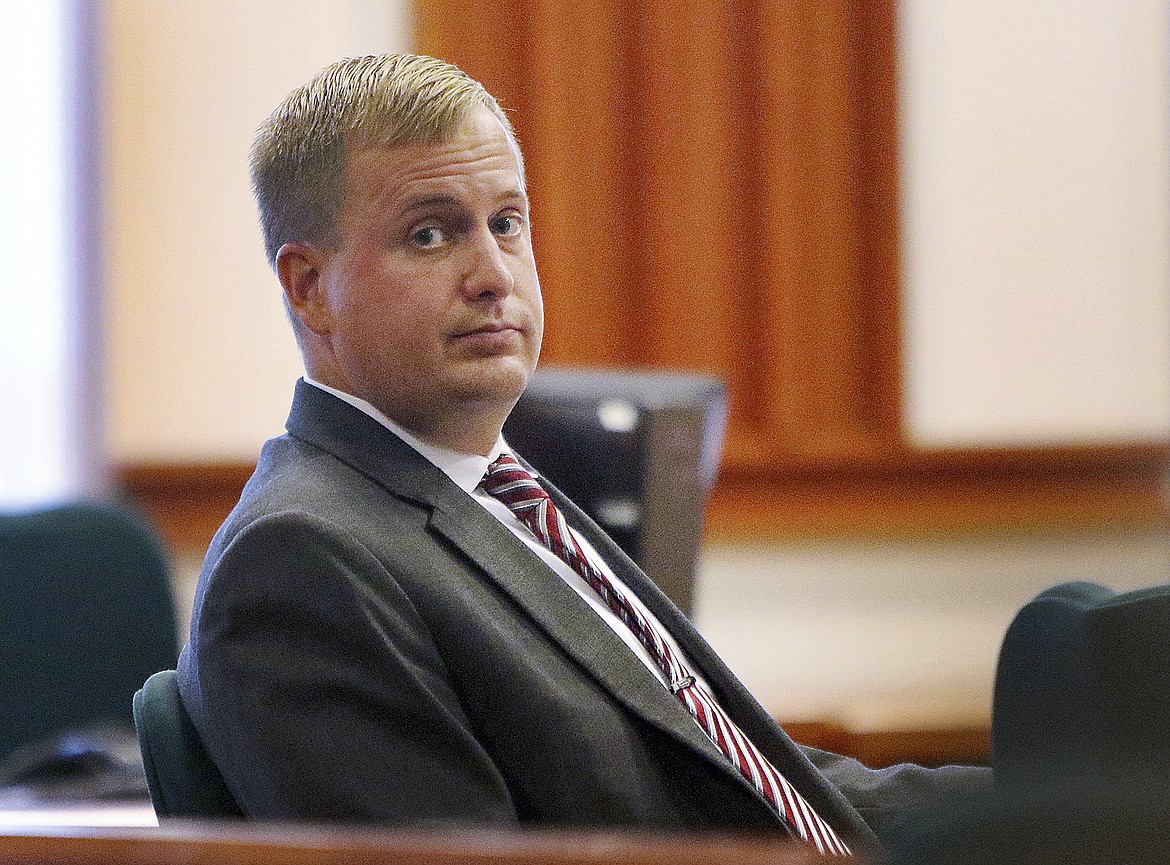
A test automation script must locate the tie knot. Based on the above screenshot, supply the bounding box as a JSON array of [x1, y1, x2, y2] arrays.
[[482, 454, 548, 506]]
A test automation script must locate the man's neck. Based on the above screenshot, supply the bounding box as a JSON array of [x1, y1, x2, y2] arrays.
[[301, 375, 504, 458]]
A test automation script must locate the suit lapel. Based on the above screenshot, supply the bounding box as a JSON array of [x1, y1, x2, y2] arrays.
[[284, 382, 802, 826]]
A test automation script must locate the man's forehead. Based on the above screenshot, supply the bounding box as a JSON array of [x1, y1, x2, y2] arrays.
[[349, 108, 516, 167], [343, 127, 524, 214]]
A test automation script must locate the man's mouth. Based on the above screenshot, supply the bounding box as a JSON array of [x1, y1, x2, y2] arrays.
[[454, 321, 522, 339], [449, 321, 529, 357]]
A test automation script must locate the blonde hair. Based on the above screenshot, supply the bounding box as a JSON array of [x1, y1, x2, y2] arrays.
[[250, 53, 520, 267]]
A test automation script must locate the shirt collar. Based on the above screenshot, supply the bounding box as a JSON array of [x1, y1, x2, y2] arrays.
[[302, 376, 505, 494]]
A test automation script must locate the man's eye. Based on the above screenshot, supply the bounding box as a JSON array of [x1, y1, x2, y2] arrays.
[[491, 214, 522, 238], [410, 225, 447, 248]]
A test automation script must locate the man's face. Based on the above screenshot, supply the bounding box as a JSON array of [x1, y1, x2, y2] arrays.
[[309, 108, 543, 451]]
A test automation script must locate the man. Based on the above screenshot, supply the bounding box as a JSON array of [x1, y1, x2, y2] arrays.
[[178, 54, 985, 856]]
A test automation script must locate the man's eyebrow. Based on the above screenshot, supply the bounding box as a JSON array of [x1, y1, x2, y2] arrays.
[[399, 189, 528, 217], [400, 194, 461, 215]]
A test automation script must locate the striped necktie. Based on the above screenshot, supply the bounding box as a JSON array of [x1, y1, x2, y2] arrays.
[[482, 454, 851, 856]]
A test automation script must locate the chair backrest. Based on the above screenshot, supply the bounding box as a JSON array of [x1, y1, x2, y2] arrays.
[[992, 579, 1170, 789], [0, 501, 178, 760], [132, 669, 242, 818]]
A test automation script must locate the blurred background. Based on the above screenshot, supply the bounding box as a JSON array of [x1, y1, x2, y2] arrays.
[[2, 0, 1168, 760]]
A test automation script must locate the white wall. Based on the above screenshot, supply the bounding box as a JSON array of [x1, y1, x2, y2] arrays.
[[103, 0, 410, 463], [899, 0, 1170, 447]]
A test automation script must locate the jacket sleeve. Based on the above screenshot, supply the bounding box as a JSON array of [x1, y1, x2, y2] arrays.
[[801, 745, 992, 842], [179, 510, 518, 825]]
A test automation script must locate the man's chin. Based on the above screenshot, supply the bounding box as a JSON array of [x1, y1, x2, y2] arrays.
[[452, 356, 533, 406]]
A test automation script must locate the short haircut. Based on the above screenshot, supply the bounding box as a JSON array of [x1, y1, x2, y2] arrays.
[[250, 53, 520, 268]]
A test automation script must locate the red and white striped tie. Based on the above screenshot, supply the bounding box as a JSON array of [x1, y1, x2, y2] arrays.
[[482, 454, 851, 856]]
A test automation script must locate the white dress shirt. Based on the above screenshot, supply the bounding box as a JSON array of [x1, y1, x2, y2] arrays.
[[302, 377, 709, 691]]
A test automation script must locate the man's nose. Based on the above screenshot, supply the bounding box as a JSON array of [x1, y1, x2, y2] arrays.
[[461, 229, 514, 300]]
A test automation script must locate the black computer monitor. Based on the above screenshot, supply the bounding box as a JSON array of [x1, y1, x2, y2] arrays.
[[503, 367, 727, 615]]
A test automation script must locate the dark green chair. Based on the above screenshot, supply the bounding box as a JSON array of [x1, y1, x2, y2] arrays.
[[0, 500, 178, 761], [991, 580, 1170, 790], [885, 580, 1170, 865], [133, 669, 241, 817]]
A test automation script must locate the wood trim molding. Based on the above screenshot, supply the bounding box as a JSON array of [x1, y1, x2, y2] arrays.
[[707, 441, 1170, 538], [115, 442, 1169, 553], [117, 461, 254, 553]]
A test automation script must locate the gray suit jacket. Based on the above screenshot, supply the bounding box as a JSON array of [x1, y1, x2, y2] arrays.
[[178, 380, 986, 849]]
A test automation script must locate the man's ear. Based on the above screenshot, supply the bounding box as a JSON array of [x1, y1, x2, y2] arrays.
[[276, 242, 332, 336]]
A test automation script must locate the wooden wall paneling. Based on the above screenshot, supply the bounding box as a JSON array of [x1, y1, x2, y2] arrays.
[[782, 721, 990, 769], [846, 0, 904, 438], [412, 0, 535, 118], [415, 0, 909, 469], [116, 443, 1169, 554], [749, 2, 893, 465], [751, 2, 829, 456], [629, 0, 744, 383], [705, 442, 1170, 537], [722, 1, 774, 436], [523, 0, 644, 369]]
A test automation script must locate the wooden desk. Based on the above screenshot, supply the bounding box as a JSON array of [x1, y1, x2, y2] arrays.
[[0, 823, 838, 865]]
